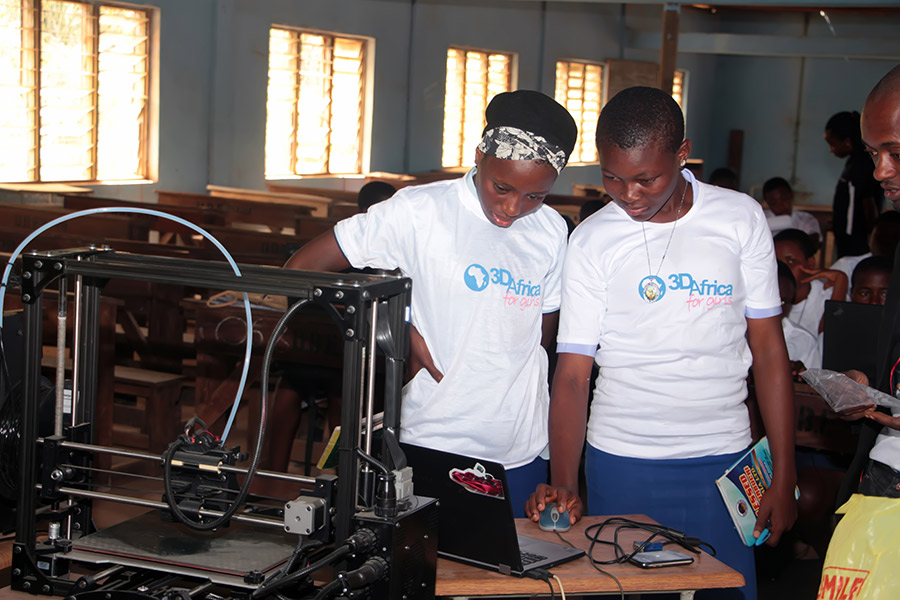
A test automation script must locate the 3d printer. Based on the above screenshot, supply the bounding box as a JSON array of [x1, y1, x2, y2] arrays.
[[6, 248, 438, 600]]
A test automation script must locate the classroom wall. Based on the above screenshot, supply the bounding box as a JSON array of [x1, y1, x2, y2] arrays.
[[699, 9, 900, 206], [80, 0, 900, 208]]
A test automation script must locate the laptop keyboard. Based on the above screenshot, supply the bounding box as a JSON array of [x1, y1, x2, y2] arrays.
[[520, 551, 548, 566]]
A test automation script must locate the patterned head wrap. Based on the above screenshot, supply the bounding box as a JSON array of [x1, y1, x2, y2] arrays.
[[478, 126, 568, 173], [478, 90, 578, 173]]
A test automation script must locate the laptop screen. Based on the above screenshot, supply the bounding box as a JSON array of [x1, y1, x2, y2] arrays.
[[400, 442, 523, 569], [822, 300, 882, 383]]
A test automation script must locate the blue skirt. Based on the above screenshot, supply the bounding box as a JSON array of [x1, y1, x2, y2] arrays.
[[506, 455, 548, 518], [585, 445, 756, 600]]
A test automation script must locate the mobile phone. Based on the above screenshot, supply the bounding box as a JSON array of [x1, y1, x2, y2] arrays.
[[628, 550, 694, 569]]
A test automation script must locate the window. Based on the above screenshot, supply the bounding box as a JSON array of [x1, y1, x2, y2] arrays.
[[265, 28, 367, 177], [554, 60, 603, 164], [672, 69, 688, 115], [441, 47, 513, 169], [0, 0, 150, 183]]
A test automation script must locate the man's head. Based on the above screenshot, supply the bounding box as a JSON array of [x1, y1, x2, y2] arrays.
[[773, 228, 816, 287], [762, 177, 794, 216], [709, 167, 739, 191], [862, 64, 900, 211], [357, 181, 396, 212], [824, 111, 861, 159], [870, 209, 900, 257], [777, 259, 797, 313], [473, 90, 577, 228], [850, 255, 892, 305], [594, 86, 690, 223]]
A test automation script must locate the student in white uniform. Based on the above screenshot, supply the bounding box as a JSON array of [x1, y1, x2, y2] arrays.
[[278, 90, 578, 516], [526, 86, 797, 600], [774, 228, 848, 334], [777, 260, 822, 371], [763, 176, 822, 248]]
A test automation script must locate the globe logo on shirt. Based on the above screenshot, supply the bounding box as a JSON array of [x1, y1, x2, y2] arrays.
[[464, 263, 490, 291], [638, 275, 667, 303]]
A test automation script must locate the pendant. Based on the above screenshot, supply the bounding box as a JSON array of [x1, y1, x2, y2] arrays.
[[643, 280, 660, 302], [638, 275, 666, 303]]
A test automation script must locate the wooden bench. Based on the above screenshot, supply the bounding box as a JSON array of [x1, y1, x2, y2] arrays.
[[156, 189, 326, 235], [111, 365, 186, 453], [40, 354, 185, 453], [0, 202, 152, 243], [207, 184, 334, 218], [61, 194, 226, 245]]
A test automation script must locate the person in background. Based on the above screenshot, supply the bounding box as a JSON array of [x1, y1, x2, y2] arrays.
[[774, 228, 848, 334], [778, 259, 821, 373], [824, 111, 882, 258], [578, 197, 608, 223], [849, 256, 892, 306], [708, 166, 739, 191], [277, 90, 578, 516], [763, 177, 822, 248], [527, 86, 796, 600], [830, 210, 900, 296], [357, 181, 397, 213]]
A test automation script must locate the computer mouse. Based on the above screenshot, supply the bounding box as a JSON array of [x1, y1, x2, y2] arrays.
[[538, 502, 571, 532]]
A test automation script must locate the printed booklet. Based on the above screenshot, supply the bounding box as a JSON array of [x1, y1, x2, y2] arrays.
[[715, 437, 796, 546]]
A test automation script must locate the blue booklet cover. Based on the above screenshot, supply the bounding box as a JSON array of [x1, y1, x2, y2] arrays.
[[715, 437, 785, 546]]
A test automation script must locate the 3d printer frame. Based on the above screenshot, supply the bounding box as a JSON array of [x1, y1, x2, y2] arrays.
[[11, 247, 423, 598]]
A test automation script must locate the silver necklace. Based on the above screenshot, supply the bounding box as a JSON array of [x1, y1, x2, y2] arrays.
[[639, 180, 688, 303]]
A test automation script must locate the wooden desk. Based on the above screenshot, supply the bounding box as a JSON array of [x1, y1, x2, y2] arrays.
[[0, 516, 742, 599], [435, 515, 744, 598]]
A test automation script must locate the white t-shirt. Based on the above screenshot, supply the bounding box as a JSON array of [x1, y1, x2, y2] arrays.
[[870, 420, 900, 472], [765, 208, 822, 239], [334, 170, 568, 468], [787, 278, 829, 335], [782, 318, 821, 369], [558, 170, 781, 459]]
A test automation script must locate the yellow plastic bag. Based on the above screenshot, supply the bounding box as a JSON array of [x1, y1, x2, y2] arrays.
[[817, 494, 900, 599]]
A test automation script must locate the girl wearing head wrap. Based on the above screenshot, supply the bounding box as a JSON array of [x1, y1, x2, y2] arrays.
[[281, 90, 577, 515]]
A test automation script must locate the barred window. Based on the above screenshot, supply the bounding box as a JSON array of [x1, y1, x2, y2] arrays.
[[554, 60, 603, 164], [672, 68, 688, 114], [441, 47, 513, 169], [0, 0, 150, 183], [265, 27, 367, 177]]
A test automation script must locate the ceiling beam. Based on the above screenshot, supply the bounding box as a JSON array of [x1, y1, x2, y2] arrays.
[[499, 0, 900, 6], [630, 30, 900, 59]]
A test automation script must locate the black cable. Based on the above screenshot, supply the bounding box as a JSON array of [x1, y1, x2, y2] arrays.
[[524, 568, 555, 599], [551, 531, 622, 600], [251, 544, 352, 599], [582, 517, 715, 566], [162, 299, 310, 531], [253, 529, 378, 599], [356, 447, 389, 475], [311, 579, 343, 600], [587, 560, 624, 600]]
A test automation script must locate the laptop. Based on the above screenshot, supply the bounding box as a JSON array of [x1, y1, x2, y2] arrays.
[[400, 442, 585, 576], [823, 300, 883, 383]]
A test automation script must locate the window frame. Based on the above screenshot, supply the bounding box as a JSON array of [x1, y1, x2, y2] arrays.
[[0, 0, 154, 184], [264, 25, 372, 179], [441, 45, 516, 170], [554, 58, 604, 165]]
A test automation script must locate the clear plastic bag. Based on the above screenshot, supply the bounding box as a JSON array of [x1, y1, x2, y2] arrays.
[[800, 368, 900, 413]]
